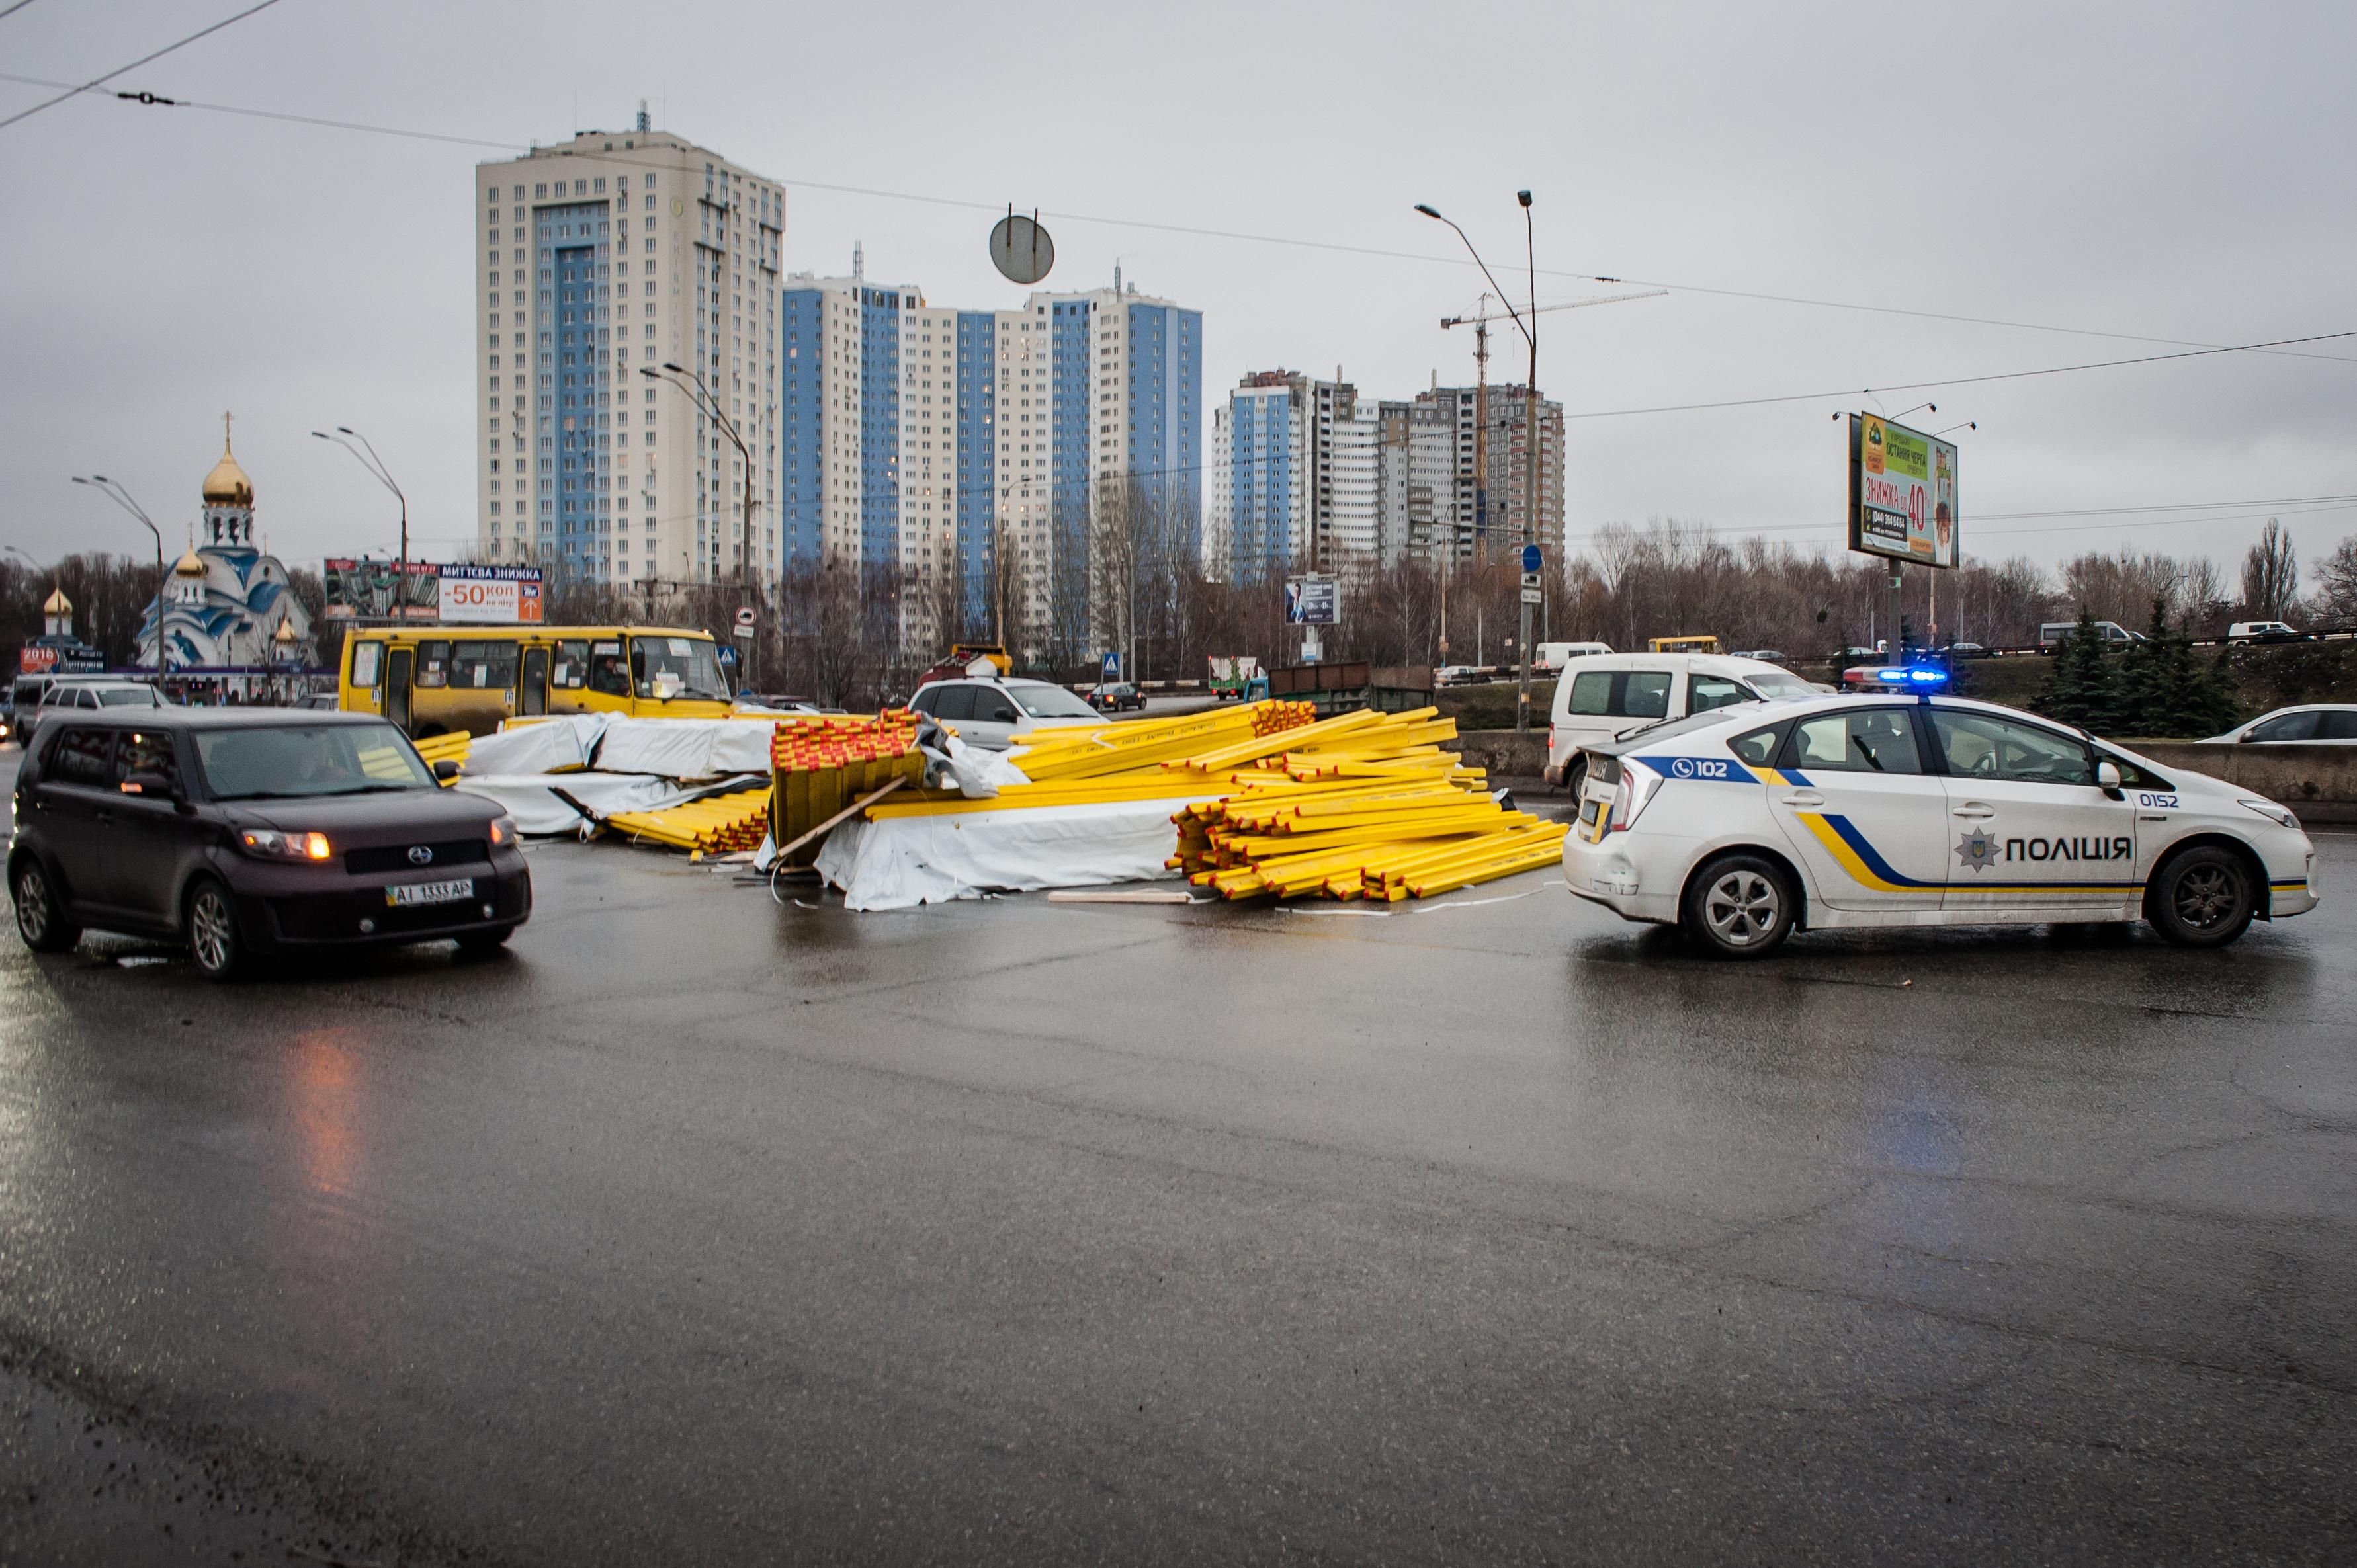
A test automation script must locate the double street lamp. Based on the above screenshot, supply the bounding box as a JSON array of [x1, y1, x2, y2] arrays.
[[312, 427, 410, 620], [70, 475, 169, 673], [641, 361, 755, 593], [642, 360, 759, 686], [1417, 192, 1543, 733]]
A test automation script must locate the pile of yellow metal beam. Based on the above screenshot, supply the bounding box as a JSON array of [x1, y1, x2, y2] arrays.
[[859, 700, 1563, 902], [1168, 710, 1564, 901], [607, 788, 773, 854]]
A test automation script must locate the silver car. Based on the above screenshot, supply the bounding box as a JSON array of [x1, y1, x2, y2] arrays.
[[908, 677, 1105, 749], [2203, 704, 2357, 744]]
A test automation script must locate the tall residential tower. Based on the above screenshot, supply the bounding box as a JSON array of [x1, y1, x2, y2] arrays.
[[475, 122, 785, 587]]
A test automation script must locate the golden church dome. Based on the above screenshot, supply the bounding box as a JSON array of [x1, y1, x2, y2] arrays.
[[174, 548, 208, 577], [42, 587, 71, 615], [202, 429, 253, 507]]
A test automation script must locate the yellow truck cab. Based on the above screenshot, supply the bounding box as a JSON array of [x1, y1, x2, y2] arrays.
[[339, 626, 733, 737]]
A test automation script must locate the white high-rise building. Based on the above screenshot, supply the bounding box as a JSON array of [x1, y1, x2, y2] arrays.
[[1203, 403, 1232, 580], [475, 120, 786, 586]]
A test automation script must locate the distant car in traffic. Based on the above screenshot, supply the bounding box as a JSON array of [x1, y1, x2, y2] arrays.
[[1532, 641, 1612, 673], [908, 676, 1106, 749], [2227, 620, 2308, 644], [2202, 704, 2357, 744], [21, 678, 166, 740], [2039, 620, 2145, 650], [1946, 641, 1992, 659], [1731, 649, 1789, 665], [9, 710, 529, 979], [1836, 646, 1881, 664], [292, 691, 341, 711], [1561, 690, 2317, 956], [1085, 682, 1145, 714]]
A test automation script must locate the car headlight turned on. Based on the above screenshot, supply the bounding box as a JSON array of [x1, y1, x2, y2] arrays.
[[1611, 755, 1666, 832], [2237, 798, 2300, 831], [487, 813, 519, 848], [239, 828, 333, 862]]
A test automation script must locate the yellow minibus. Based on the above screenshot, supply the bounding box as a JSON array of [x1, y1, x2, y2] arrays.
[[339, 626, 733, 737]]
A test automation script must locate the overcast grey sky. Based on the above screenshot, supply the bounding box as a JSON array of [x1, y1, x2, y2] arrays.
[[3, 0, 2351, 582]]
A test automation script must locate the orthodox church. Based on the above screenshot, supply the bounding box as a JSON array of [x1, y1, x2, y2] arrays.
[[136, 417, 315, 673]]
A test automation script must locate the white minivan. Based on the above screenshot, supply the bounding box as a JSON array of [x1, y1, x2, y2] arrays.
[[1533, 640, 1613, 673], [1543, 653, 1817, 790]]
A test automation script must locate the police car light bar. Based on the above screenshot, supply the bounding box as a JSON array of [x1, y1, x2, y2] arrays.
[[1873, 665, 1950, 686]]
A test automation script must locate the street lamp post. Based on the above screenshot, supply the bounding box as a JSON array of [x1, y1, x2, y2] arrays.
[[72, 475, 169, 675], [642, 362, 759, 686], [314, 429, 409, 620], [1417, 194, 1543, 732]]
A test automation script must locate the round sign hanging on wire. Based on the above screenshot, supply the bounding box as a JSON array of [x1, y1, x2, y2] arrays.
[[989, 208, 1055, 286]]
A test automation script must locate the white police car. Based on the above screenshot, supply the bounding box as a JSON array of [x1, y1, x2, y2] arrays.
[[1563, 687, 2319, 956]]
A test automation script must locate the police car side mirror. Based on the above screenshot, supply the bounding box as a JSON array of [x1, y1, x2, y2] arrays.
[[2095, 759, 2123, 796], [433, 759, 460, 781]]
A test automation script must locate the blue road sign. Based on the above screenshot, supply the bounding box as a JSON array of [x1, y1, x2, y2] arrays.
[[1521, 543, 1543, 574]]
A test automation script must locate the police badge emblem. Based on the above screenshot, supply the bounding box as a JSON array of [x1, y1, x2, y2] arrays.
[[1956, 828, 1998, 874]]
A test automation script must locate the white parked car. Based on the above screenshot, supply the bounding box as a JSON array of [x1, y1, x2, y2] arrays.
[[908, 676, 1105, 749], [1543, 653, 1819, 791], [1561, 691, 2316, 956], [2202, 704, 2357, 744]]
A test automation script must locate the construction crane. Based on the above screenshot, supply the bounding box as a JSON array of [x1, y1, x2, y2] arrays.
[[1440, 288, 1666, 563]]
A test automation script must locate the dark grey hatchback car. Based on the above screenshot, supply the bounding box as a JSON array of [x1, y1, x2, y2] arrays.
[[9, 710, 530, 979]]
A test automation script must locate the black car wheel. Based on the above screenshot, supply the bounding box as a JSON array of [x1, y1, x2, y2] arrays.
[[455, 927, 513, 959], [1563, 757, 1588, 800], [185, 877, 247, 981], [1681, 853, 1797, 958], [2146, 845, 2256, 948], [12, 859, 80, 954]]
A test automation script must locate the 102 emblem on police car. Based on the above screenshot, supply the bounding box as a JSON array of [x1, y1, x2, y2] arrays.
[[1956, 828, 1999, 874]]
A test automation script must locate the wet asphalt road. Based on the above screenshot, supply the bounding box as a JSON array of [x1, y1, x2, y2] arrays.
[[1, 749, 2353, 1565]]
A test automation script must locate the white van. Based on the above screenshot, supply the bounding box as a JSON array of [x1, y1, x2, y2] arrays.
[[1542, 653, 1817, 788], [2227, 620, 2306, 644], [2038, 620, 2144, 649], [1533, 641, 1612, 673]]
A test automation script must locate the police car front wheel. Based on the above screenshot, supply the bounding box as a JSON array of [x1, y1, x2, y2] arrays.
[[2146, 845, 2256, 948], [1682, 853, 1797, 959]]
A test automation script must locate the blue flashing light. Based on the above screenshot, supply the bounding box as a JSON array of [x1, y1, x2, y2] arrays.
[[1875, 665, 1950, 686]]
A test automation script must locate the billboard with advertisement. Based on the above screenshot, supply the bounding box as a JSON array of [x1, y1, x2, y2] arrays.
[[438, 565, 544, 624], [1848, 414, 1959, 568], [323, 559, 439, 620], [1284, 575, 1339, 626], [321, 561, 544, 623]]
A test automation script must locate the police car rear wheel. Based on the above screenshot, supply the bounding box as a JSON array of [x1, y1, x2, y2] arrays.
[[2147, 845, 2255, 948], [1682, 854, 1796, 959]]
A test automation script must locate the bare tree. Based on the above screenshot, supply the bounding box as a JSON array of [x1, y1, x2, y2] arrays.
[[2316, 537, 2357, 626], [2241, 518, 2299, 620]]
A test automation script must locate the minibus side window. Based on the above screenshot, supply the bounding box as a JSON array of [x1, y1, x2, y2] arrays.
[[550, 640, 589, 690], [350, 640, 382, 688], [450, 640, 518, 691], [414, 640, 452, 689]]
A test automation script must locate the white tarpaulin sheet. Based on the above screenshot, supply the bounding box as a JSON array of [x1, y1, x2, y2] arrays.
[[466, 712, 611, 776], [813, 796, 1213, 911], [452, 772, 765, 835], [591, 716, 777, 778]]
